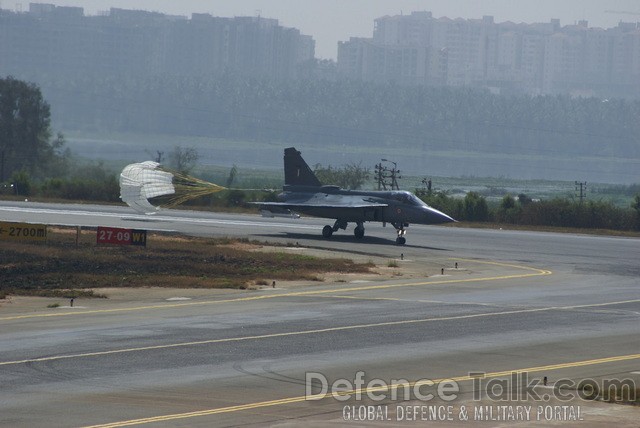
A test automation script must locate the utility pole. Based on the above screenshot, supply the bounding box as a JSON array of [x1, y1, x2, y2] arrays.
[[390, 163, 400, 190], [575, 181, 587, 203], [375, 162, 385, 190], [377, 159, 401, 190]]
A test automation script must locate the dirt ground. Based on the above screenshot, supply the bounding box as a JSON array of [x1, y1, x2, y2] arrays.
[[0, 242, 454, 314], [0, 229, 381, 297]]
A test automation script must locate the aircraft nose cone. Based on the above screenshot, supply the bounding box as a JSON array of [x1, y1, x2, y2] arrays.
[[424, 206, 455, 224]]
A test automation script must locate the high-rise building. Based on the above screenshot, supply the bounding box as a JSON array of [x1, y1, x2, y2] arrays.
[[0, 4, 315, 80], [337, 11, 640, 98]]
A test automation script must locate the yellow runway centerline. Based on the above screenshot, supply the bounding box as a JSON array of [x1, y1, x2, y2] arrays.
[[83, 353, 640, 427], [0, 258, 551, 321]]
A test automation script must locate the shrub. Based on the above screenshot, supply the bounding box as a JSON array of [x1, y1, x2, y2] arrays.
[[463, 192, 489, 221]]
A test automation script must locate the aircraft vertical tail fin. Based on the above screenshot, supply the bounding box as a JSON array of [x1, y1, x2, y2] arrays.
[[284, 147, 322, 187]]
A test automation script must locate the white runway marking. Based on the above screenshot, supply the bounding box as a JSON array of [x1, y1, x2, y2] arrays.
[[0, 206, 319, 230], [2, 299, 638, 367]]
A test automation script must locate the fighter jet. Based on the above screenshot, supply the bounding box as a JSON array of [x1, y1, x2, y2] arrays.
[[256, 148, 455, 244]]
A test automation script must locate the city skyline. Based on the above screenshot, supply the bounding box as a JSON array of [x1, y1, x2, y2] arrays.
[[337, 11, 639, 98], [3, 0, 639, 59]]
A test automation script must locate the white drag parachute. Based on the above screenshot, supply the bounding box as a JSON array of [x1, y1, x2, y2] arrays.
[[119, 161, 225, 214], [119, 161, 174, 214]]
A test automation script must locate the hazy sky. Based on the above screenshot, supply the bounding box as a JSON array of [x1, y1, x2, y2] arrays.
[[11, 0, 640, 59]]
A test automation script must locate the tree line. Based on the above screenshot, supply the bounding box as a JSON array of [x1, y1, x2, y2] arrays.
[[38, 74, 640, 161], [418, 190, 640, 231]]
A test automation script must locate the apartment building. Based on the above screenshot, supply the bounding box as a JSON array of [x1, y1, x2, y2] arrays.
[[338, 11, 640, 98], [0, 4, 315, 80]]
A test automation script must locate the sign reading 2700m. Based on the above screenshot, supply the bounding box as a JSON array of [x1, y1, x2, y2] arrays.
[[97, 226, 147, 247], [0, 221, 47, 242]]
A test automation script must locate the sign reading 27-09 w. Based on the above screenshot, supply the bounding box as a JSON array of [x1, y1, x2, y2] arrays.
[[0, 221, 47, 242], [97, 226, 147, 247]]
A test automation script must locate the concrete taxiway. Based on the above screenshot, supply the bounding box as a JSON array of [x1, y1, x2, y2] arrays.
[[0, 201, 639, 426]]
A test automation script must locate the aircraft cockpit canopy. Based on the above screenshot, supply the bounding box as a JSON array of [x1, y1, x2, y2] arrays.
[[391, 191, 429, 207]]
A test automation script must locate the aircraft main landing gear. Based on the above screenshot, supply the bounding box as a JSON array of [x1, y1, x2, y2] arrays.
[[354, 222, 365, 239], [322, 219, 347, 239]]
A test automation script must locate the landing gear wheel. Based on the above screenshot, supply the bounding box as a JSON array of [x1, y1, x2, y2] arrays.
[[392, 222, 408, 246], [322, 225, 333, 238], [354, 225, 365, 239]]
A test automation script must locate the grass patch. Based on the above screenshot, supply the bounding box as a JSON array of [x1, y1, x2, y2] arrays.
[[0, 227, 373, 297], [46, 303, 60, 308], [387, 260, 399, 268]]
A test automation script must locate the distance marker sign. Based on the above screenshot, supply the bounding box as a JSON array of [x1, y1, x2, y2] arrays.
[[0, 222, 47, 242], [97, 226, 147, 247]]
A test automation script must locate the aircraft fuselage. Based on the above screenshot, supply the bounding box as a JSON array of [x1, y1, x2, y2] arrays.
[[279, 185, 453, 226]]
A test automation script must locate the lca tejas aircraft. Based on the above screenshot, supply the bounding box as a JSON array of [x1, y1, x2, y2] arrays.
[[256, 148, 455, 245]]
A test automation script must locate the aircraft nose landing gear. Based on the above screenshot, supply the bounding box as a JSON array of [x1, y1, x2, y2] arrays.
[[393, 222, 408, 245]]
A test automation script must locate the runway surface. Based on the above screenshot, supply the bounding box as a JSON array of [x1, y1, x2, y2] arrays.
[[1, 201, 639, 426]]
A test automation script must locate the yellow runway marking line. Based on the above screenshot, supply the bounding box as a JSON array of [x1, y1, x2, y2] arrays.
[[0, 294, 276, 321], [449, 257, 551, 274], [83, 353, 640, 427], [280, 258, 552, 297], [0, 258, 551, 321], [1, 299, 637, 367]]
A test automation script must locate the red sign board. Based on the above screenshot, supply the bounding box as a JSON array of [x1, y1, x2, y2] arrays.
[[97, 226, 146, 246]]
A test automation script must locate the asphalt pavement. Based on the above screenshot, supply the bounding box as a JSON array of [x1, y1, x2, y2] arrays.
[[0, 201, 639, 427]]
